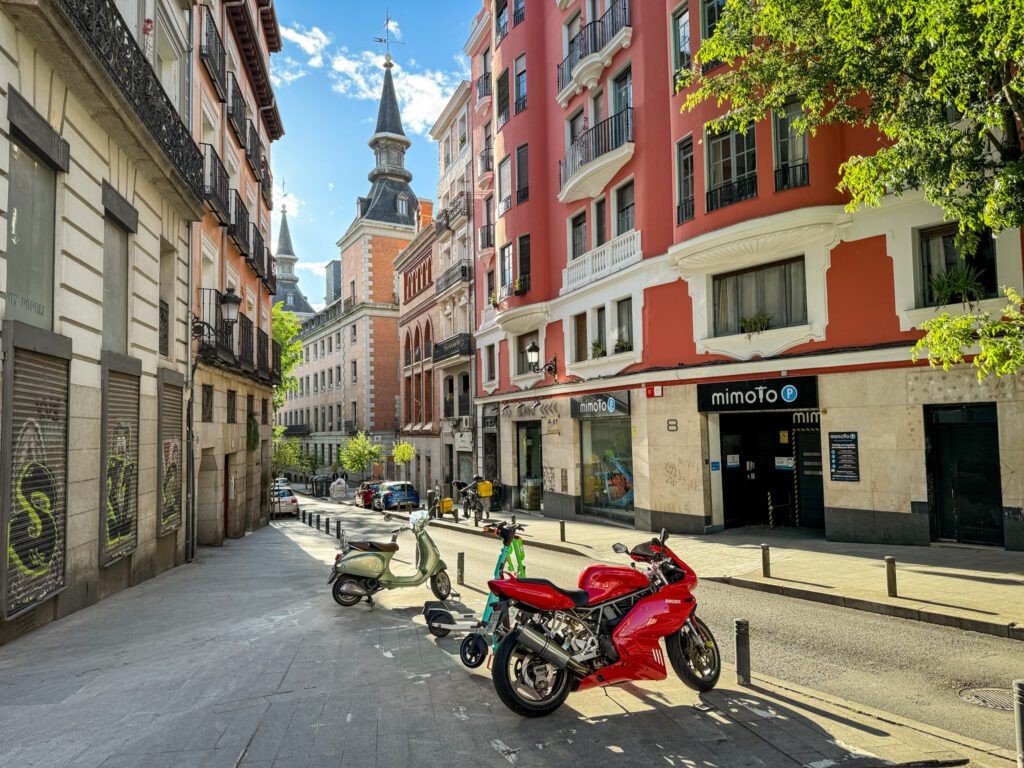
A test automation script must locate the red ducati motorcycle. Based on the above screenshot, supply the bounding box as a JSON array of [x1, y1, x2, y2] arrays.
[[486, 530, 720, 717]]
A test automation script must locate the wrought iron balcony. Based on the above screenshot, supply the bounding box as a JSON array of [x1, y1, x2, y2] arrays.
[[497, 108, 510, 128], [443, 396, 455, 419], [436, 260, 472, 295], [229, 190, 250, 257], [197, 288, 234, 362], [514, 94, 527, 114], [559, 107, 634, 201], [249, 224, 265, 277], [497, 195, 512, 215], [343, 420, 356, 434], [271, 341, 282, 385], [343, 296, 355, 312], [237, 313, 255, 370], [261, 162, 273, 206], [199, 5, 227, 101], [266, 254, 278, 295], [557, 22, 600, 94], [284, 423, 310, 437], [447, 191, 468, 223], [53, 0, 204, 204], [478, 147, 493, 175], [513, 4, 525, 25], [555, 0, 632, 105], [458, 392, 472, 416], [433, 333, 473, 363], [496, 19, 508, 44], [479, 223, 495, 250], [433, 208, 450, 234], [775, 162, 810, 192], [201, 144, 230, 224], [227, 72, 246, 146], [676, 196, 695, 224], [476, 74, 492, 100], [159, 299, 169, 357], [516, 185, 529, 203], [256, 328, 270, 379], [246, 120, 263, 178], [706, 174, 758, 212]]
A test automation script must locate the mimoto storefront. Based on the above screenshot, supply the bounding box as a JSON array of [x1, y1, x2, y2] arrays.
[[698, 376, 824, 530], [573, 390, 634, 524]]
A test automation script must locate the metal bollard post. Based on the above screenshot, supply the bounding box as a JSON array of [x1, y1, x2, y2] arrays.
[[325, 517, 330, 533], [884, 556, 897, 597], [1013, 679, 1023, 768], [735, 619, 751, 686], [316, 513, 321, 530], [336, 521, 341, 540], [457, 552, 465, 585], [761, 544, 771, 579], [300, 510, 305, 524], [427, 489, 436, 518], [560, 520, 566, 542]]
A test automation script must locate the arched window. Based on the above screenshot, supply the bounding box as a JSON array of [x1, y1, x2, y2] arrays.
[[397, 194, 409, 216]]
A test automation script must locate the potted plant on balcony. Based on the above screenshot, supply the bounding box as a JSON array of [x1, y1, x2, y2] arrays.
[[591, 340, 607, 359], [739, 312, 773, 339], [513, 276, 527, 295], [613, 336, 632, 354], [489, 291, 498, 307]]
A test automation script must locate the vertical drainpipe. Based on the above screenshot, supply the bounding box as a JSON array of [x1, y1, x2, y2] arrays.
[[185, 1, 198, 562]]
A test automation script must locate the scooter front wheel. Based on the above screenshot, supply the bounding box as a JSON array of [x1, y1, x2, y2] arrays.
[[430, 570, 452, 600], [332, 576, 363, 607], [460, 633, 488, 668]]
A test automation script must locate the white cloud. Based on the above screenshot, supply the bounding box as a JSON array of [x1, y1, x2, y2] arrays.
[[385, 18, 401, 40], [280, 24, 331, 68], [328, 51, 466, 135], [272, 182, 304, 223], [271, 56, 307, 87], [295, 261, 331, 273], [327, 182, 335, 191]]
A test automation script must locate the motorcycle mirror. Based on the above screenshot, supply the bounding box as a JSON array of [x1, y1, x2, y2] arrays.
[[660, 528, 668, 544], [612, 543, 629, 554]]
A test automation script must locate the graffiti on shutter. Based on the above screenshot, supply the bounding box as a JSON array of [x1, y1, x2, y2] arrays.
[[159, 382, 183, 536], [5, 349, 68, 616], [103, 371, 139, 564]]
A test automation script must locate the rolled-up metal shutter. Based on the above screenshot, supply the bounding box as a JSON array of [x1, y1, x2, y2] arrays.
[[5, 349, 68, 617], [102, 371, 139, 564], [158, 382, 183, 536]]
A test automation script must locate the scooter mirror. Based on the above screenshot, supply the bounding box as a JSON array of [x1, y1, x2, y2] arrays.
[[612, 543, 629, 554]]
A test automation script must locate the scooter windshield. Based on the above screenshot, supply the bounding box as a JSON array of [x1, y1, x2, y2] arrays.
[[409, 509, 430, 530]]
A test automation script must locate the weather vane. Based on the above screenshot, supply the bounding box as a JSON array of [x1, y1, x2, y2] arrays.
[[372, 10, 404, 59]]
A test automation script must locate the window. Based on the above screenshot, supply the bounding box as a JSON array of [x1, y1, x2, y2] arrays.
[[496, 70, 510, 125], [327, 336, 332, 354], [350, 400, 357, 426], [313, 375, 319, 394], [496, 0, 509, 41], [486, 270, 495, 302], [774, 100, 809, 191], [351, 325, 357, 342], [593, 306, 607, 355], [677, 137, 695, 223], [573, 313, 587, 363], [227, 390, 237, 423], [336, 365, 341, 384], [702, 0, 724, 42], [202, 385, 213, 423], [591, 89, 606, 127], [713, 258, 807, 336], [917, 225, 997, 307], [299, 378, 305, 396], [673, 7, 691, 75], [571, 212, 587, 259], [706, 126, 757, 211], [320, 371, 326, 390], [351, 361, 357, 383], [103, 217, 129, 353], [497, 157, 512, 213], [516, 331, 538, 376], [513, 0, 525, 25], [485, 344, 496, 382], [615, 180, 635, 234], [594, 198, 607, 246], [515, 145, 529, 202], [8, 139, 57, 330], [514, 55, 527, 113], [613, 67, 632, 112], [320, 340, 325, 356], [616, 298, 633, 352], [569, 109, 585, 146], [262, 398, 268, 425], [518, 234, 531, 282], [499, 244, 513, 289], [247, 394, 254, 418]]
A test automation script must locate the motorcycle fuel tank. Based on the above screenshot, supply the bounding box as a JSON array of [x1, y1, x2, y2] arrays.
[[578, 565, 650, 604], [336, 551, 389, 579]]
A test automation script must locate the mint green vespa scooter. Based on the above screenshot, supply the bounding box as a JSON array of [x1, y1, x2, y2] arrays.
[[328, 510, 452, 607]]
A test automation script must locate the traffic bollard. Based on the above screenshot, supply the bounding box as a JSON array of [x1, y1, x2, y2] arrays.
[[735, 619, 751, 686], [457, 552, 465, 585], [1013, 679, 1023, 768], [307, 512, 312, 527], [301, 510, 306, 524], [325, 517, 330, 533], [761, 544, 771, 578], [336, 521, 341, 540], [560, 520, 566, 542], [316, 513, 321, 530], [884, 556, 897, 597], [427, 490, 436, 518]]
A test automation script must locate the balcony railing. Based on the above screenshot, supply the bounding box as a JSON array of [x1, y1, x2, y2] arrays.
[[513, 4, 525, 25], [159, 299, 169, 357], [476, 74, 492, 100], [478, 147, 493, 174], [343, 296, 355, 312], [271, 341, 282, 384], [237, 313, 254, 370], [256, 328, 270, 379], [516, 185, 529, 203], [706, 174, 758, 212], [261, 162, 273, 206], [676, 196, 695, 224], [478, 223, 495, 250], [267, 255, 278, 295], [229, 190, 250, 256], [458, 392, 471, 415], [498, 280, 515, 301], [436, 260, 472, 294], [433, 209, 450, 234], [447, 191, 468, 222], [562, 228, 641, 294], [514, 94, 527, 114], [201, 143, 230, 223], [496, 19, 508, 44], [433, 333, 474, 363], [250, 224, 265, 277], [226, 72, 246, 146], [246, 120, 263, 178], [443, 396, 455, 419], [557, 22, 601, 93], [199, 5, 227, 100], [284, 424, 310, 437], [497, 195, 512, 215], [343, 420, 356, 434], [497, 108, 510, 128], [559, 107, 633, 189], [197, 288, 233, 360], [775, 162, 810, 192]]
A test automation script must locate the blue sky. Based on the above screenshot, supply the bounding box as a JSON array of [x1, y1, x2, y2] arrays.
[[269, 0, 480, 310]]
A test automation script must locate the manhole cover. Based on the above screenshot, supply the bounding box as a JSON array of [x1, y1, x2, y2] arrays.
[[958, 687, 1014, 711]]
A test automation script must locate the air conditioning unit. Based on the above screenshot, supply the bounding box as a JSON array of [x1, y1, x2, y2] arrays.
[[458, 416, 472, 431]]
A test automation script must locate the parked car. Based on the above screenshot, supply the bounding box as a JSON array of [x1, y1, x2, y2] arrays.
[[271, 487, 300, 517], [357, 482, 382, 509], [373, 481, 420, 511], [271, 479, 291, 492]]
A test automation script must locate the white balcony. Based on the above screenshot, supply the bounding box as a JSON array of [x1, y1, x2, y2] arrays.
[[561, 228, 641, 295]]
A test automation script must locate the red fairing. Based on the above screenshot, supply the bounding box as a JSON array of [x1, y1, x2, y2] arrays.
[[487, 577, 577, 611], [578, 565, 650, 604]]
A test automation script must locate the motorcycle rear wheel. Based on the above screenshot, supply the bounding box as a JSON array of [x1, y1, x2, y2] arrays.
[[666, 615, 721, 692], [492, 629, 572, 717], [331, 576, 363, 607]]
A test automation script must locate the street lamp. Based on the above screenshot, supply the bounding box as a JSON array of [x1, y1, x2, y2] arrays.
[[525, 340, 557, 376], [191, 286, 242, 340]]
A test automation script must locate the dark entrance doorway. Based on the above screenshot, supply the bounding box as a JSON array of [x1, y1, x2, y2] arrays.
[[926, 403, 1003, 546], [516, 421, 542, 510], [720, 413, 823, 529]]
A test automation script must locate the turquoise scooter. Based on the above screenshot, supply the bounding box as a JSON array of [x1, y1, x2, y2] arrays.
[[329, 510, 452, 606]]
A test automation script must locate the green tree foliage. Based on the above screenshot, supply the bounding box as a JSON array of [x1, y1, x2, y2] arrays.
[[681, 0, 1024, 377], [272, 302, 303, 411], [272, 430, 303, 475], [339, 432, 384, 475], [392, 440, 416, 479]]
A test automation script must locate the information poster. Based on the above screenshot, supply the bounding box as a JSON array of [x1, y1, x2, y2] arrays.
[[828, 432, 860, 482]]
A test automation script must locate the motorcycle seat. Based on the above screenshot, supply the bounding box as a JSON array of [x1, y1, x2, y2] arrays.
[[347, 540, 399, 553], [516, 577, 589, 607]]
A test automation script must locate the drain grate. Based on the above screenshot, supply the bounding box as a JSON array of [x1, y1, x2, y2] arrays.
[[957, 687, 1014, 711]]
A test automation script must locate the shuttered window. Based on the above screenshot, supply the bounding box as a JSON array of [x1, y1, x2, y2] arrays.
[[159, 382, 183, 536], [102, 371, 140, 564]]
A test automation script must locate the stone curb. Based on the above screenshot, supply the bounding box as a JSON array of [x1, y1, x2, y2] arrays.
[[706, 575, 1021, 641]]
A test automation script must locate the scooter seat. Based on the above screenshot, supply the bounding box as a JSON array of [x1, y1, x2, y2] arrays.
[[515, 577, 589, 607], [347, 540, 399, 553]]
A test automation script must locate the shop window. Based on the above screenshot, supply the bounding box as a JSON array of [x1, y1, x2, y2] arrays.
[[917, 224, 997, 307], [573, 313, 588, 363], [581, 419, 634, 513], [615, 298, 633, 352], [712, 257, 807, 337], [8, 139, 57, 331], [516, 331, 538, 376]]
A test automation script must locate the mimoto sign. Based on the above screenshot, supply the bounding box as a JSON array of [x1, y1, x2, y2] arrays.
[[697, 376, 818, 412]]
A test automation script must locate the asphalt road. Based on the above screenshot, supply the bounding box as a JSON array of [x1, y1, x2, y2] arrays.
[[294, 500, 1019, 751]]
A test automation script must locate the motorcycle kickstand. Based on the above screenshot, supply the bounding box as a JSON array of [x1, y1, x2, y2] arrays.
[[365, 594, 375, 607]]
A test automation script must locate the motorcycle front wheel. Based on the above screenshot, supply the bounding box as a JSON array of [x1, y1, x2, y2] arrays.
[[430, 570, 452, 600], [331, 576, 363, 607], [492, 629, 572, 717], [666, 615, 721, 692]]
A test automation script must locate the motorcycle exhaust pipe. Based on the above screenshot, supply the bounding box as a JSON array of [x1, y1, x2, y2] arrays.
[[335, 579, 368, 597], [517, 625, 587, 675]]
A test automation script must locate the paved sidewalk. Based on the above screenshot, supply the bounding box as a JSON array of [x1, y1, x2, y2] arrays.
[[296, 489, 1024, 640], [0, 520, 1012, 767]]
